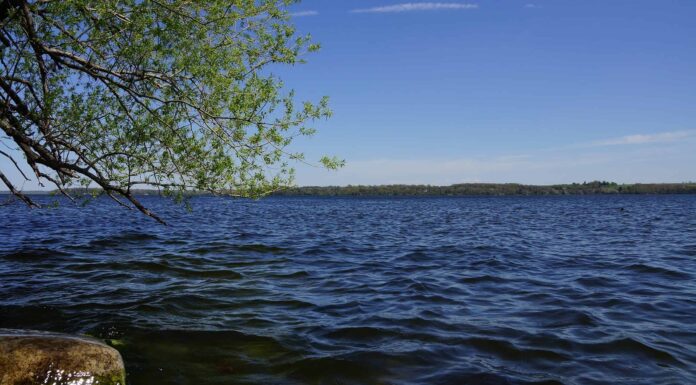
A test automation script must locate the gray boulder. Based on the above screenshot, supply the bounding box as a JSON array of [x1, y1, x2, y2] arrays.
[[0, 329, 125, 385]]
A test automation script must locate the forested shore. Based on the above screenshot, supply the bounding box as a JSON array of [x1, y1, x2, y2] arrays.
[[273, 181, 696, 196], [10, 181, 695, 198]]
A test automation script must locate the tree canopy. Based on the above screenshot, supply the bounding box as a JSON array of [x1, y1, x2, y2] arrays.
[[273, 182, 696, 196], [0, 0, 341, 223]]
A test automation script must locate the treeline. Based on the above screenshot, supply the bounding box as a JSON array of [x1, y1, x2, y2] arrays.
[[272, 181, 696, 196], [36, 181, 696, 197]]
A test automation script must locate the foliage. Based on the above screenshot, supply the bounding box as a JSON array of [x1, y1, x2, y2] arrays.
[[273, 182, 696, 196], [0, 0, 341, 223]]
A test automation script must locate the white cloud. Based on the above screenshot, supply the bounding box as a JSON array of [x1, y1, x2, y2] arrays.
[[592, 130, 696, 146], [524, 3, 540, 8], [296, 143, 696, 186], [351, 2, 478, 14], [290, 10, 319, 17], [295, 130, 696, 186], [297, 153, 611, 186]]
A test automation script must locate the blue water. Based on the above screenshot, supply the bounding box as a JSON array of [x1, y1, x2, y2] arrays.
[[1, 195, 695, 385]]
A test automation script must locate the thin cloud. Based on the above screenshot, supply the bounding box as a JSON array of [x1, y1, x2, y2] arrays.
[[524, 3, 540, 8], [290, 10, 319, 17], [296, 142, 696, 186], [351, 3, 478, 14], [592, 130, 696, 146]]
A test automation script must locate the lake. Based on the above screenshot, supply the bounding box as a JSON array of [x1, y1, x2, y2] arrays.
[[1, 195, 695, 384]]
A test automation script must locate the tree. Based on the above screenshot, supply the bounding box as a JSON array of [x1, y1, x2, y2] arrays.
[[0, 0, 341, 223]]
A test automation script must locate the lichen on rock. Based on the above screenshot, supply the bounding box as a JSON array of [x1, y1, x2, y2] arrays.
[[0, 329, 126, 385]]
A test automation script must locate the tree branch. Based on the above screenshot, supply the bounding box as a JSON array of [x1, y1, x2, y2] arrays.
[[0, 169, 38, 207]]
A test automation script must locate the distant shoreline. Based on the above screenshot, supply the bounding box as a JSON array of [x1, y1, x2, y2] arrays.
[[274, 182, 696, 196], [3, 181, 696, 197]]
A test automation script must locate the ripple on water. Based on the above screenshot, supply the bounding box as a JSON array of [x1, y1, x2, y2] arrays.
[[624, 263, 692, 280], [1, 248, 69, 261], [86, 232, 160, 248], [1, 195, 696, 385]]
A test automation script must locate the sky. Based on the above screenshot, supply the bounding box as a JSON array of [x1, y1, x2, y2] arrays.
[[282, 0, 696, 185], [2, 0, 696, 189]]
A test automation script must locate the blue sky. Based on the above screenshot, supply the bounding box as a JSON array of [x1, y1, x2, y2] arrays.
[[282, 0, 696, 185], [2, 1, 695, 189]]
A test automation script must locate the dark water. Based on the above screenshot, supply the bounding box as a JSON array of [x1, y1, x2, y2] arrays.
[[1, 195, 695, 385]]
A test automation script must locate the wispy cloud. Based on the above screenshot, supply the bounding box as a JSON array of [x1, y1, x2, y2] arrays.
[[524, 3, 540, 8], [297, 141, 696, 186], [351, 2, 478, 14], [295, 129, 696, 186], [592, 130, 696, 146], [298, 147, 687, 185], [290, 10, 319, 17]]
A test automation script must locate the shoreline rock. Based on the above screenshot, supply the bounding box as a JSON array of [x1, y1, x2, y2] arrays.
[[0, 329, 125, 385]]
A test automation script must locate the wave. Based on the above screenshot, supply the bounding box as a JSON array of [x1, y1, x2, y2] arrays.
[[1, 248, 69, 261], [578, 337, 683, 365], [86, 232, 160, 248], [625, 263, 691, 280]]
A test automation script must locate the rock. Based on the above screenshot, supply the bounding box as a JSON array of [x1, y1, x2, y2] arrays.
[[0, 329, 126, 385]]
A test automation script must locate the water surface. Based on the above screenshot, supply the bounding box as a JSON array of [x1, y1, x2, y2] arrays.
[[1, 195, 695, 384]]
